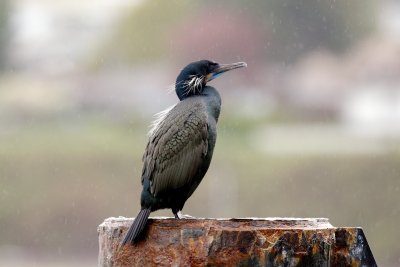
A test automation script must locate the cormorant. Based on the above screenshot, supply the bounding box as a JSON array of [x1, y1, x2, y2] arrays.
[[122, 60, 247, 245]]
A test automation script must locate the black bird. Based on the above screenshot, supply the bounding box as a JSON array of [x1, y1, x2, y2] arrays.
[[122, 60, 247, 245]]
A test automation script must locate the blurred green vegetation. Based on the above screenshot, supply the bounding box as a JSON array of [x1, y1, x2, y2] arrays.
[[96, 0, 376, 66], [1, 115, 399, 264], [0, 0, 10, 71], [93, 1, 194, 67]]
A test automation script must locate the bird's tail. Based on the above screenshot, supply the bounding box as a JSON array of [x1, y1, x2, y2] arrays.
[[121, 208, 151, 245]]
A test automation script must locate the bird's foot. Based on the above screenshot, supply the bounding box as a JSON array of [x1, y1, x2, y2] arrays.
[[175, 211, 196, 219]]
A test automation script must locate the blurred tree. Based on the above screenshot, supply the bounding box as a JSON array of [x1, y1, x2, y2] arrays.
[[92, 0, 195, 67], [168, 8, 264, 65], [0, 0, 10, 71], [94, 0, 376, 67], [208, 0, 377, 62]]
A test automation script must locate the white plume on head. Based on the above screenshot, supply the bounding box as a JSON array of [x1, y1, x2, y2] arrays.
[[150, 75, 203, 136], [148, 104, 176, 136], [184, 75, 204, 96]]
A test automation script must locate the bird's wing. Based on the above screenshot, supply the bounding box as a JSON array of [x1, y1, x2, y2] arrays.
[[141, 100, 209, 197]]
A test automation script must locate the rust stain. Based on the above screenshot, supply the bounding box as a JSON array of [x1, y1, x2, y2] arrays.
[[98, 217, 376, 267]]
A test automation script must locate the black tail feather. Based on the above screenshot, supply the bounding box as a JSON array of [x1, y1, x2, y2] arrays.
[[121, 208, 151, 245]]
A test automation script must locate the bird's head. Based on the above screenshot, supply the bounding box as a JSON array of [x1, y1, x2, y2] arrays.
[[175, 60, 247, 100]]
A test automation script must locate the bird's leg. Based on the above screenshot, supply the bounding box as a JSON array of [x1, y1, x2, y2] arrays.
[[172, 208, 180, 219], [172, 209, 195, 219]]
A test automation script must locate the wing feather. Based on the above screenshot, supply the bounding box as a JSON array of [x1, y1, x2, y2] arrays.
[[141, 99, 209, 197]]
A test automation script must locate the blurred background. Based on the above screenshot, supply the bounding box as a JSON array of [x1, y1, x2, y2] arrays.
[[0, 0, 399, 266]]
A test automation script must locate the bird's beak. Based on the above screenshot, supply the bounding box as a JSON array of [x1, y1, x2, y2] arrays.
[[206, 62, 247, 82]]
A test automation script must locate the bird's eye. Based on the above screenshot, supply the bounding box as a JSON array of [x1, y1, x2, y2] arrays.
[[207, 62, 218, 71]]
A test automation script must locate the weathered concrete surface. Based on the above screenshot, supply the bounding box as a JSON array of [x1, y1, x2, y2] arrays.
[[98, 217, 376, 267]]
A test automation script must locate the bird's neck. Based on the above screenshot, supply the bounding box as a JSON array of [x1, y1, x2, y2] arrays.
[[200, 86, 221, 122], [176, 84, 221, 121], [175, 82, 188, 101], [175, 76, 204, 100]]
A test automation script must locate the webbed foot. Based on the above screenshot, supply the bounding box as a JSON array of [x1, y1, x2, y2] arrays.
[[176, 211, 196, 219]]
